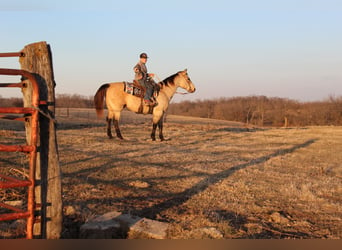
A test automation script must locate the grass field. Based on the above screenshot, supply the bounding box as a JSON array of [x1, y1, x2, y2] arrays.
[[1, 108, 341, 238]]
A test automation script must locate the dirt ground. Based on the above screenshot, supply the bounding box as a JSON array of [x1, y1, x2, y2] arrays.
[[1, 108, 341, 238]]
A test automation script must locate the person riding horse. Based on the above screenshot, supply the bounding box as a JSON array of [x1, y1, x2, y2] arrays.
[[94, 69, 196, 141], [133, 53, 157, 106]]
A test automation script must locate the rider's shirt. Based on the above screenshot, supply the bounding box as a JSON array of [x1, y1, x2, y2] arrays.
[[134, 61, 148, 81]]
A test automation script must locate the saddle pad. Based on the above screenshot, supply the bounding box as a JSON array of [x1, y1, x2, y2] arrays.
[[124, 81, 144, 97]]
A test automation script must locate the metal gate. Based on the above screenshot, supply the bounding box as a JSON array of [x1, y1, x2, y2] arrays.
[[0, 52, 40, 239]]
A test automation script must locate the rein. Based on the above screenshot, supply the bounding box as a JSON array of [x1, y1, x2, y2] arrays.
[[175, 91, 189, 95]]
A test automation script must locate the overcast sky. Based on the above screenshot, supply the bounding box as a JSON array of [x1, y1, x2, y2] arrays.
[[1, 0, 342, 102]]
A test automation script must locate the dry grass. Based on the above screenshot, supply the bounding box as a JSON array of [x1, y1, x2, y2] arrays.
[[1, 108, 341, 238]]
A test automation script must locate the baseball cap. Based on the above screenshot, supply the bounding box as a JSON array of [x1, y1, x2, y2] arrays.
[[140, 53, 148, 58]]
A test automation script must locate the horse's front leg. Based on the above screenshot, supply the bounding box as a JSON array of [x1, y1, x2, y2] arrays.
[[151, 111, 164, 141], [151, 123, 157, 141], [158, 118, 165, 141]]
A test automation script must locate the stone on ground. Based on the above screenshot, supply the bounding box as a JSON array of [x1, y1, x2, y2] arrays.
[[79, 211, 169, 239]]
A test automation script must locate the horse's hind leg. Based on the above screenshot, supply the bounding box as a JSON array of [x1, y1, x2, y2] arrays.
[[107, 110, 123, 140], [114, 119, 123, 140], [106, 117, 113, 139], [110, 110, 123, 140]]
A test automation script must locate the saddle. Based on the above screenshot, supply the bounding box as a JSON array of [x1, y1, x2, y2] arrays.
[[123, 80, 145, 98], [123, 80, 159, 112], [123, 80, 159, 100]]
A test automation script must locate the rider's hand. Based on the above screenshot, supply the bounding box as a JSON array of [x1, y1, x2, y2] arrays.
[[149, 73, 155, 78]]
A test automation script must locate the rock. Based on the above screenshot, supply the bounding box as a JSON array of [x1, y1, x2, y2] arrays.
[[80, 211, 169, 239], [4, 200, 23, 207], [192, 227, 223, 239], [129, 180, 150, 188], [269, 212, 290, 224], [64, 205, 77, 216], [128, 218, 169, 239], [80, 212, 123, 238], [293, 220, 311, 228], [200, 227, 223, 239], [244, 223, 263, 234]]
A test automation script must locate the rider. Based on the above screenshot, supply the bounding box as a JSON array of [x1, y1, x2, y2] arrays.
[[133, 52, 157, 105]]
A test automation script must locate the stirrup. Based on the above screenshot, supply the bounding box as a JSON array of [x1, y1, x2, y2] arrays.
[[144, 99, 158, 107], [144, 99, 152, 105]]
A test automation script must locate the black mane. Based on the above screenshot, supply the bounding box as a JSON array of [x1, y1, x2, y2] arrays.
[[160, 73, 177, 86]]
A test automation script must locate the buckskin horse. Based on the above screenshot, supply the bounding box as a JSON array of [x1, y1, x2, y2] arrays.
[[94, 69, 196, 141]]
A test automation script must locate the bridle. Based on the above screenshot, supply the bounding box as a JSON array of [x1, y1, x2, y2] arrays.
[[177, 71, 194, 94]]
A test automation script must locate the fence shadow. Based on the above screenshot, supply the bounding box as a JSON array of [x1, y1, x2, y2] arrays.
[[133, 138, 318, 219], [212, 127, 268, 133]]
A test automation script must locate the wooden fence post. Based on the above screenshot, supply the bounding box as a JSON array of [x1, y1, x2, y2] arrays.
[[19, 41, 62, 239]]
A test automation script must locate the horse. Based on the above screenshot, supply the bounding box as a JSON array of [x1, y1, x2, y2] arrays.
[[94, 69, 196, 141]]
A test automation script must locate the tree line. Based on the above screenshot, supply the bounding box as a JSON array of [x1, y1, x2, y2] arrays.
[[0, 94, 93, 109], [1, 94, 341, 126], [168, 95, 342, 126]]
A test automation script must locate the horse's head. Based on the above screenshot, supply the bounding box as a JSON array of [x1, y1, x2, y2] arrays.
[[176, 69, 196, 93]]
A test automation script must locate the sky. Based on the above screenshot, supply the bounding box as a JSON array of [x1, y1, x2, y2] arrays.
[[1, 0, 342, 103]]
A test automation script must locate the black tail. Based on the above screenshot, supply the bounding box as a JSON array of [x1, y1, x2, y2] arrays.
[[94, 84, 110, 118]]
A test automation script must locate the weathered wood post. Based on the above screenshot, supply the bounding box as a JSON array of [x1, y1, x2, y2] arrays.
[[19, 41, 62, 239], [284, 116, 289, 128]]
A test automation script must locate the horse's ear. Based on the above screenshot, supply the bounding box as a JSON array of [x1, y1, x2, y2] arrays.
[[179, 69, 187, 75]]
